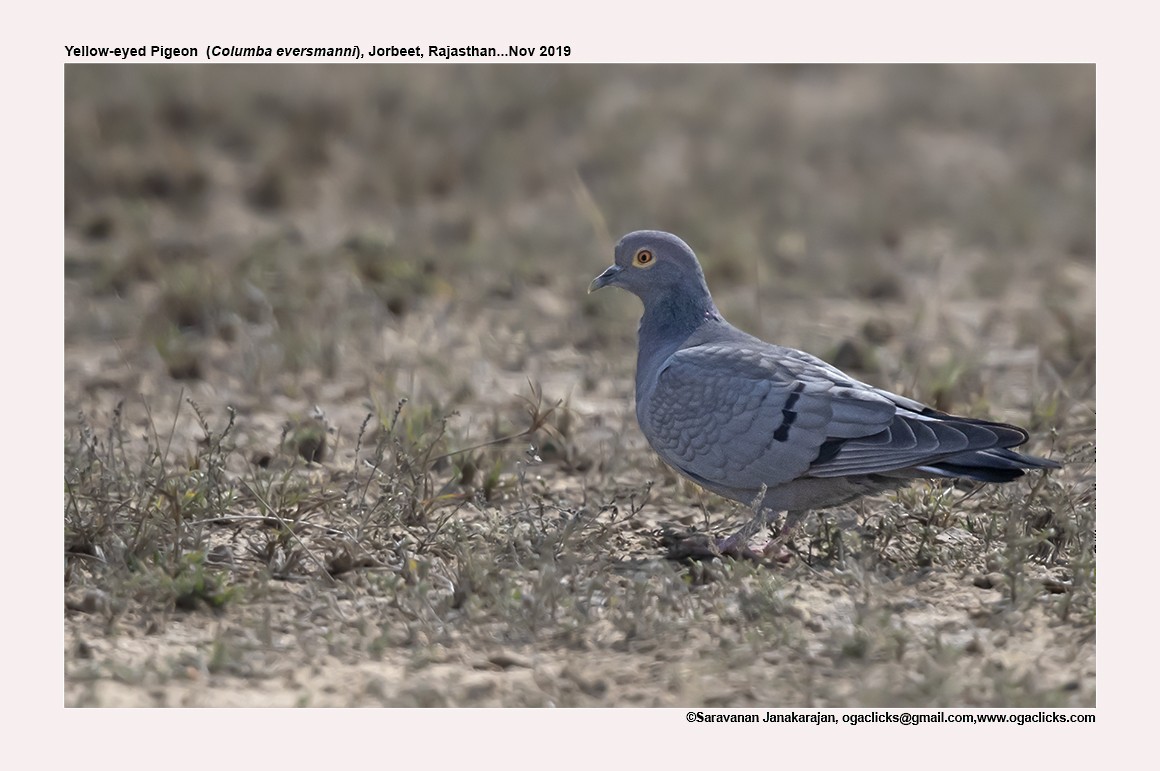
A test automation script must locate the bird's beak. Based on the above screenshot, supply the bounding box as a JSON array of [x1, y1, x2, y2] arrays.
[[588, 264, 624, 293]]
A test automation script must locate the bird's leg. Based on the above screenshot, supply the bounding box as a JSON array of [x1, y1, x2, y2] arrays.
[[666, 494, 800, 563], [757, 510, 807, 562], [665, 509, 771, 561], [779, 510, 807, 537], [710, 485, 774, 556], [714, 508, 775, 558]]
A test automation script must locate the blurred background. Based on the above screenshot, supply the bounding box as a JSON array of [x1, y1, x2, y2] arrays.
[[65, 64, 1094, 453]]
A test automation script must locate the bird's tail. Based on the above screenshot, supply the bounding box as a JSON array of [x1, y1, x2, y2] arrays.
[[912, 447, 1062, 483]]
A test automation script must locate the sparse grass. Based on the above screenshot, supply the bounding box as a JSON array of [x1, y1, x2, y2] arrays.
[[65, 388, 1095, 706], [65, 64, 1094, 707]]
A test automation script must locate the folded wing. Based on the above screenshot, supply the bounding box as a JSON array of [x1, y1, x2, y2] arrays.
[[642, 343, 1057, 491]]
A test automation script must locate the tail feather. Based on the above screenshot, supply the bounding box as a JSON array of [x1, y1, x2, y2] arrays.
[[913, 447, 1062, 483]]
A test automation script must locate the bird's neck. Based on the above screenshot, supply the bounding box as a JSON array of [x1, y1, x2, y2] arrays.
[[635, 288, 721, 391]]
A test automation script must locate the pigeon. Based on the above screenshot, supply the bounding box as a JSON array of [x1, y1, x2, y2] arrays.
[[589, 230, 1061, 558]]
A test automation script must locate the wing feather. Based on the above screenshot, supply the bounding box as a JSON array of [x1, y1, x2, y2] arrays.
[[641, 340, 1035, 487]]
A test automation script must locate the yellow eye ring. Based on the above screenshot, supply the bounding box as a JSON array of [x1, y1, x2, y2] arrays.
[[633, 249, 655, 267]]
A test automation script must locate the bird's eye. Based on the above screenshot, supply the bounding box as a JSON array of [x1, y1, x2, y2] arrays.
[[633, 249, 654, 267]]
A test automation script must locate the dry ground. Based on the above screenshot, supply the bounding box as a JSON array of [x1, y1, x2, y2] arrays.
[[64, 64, 1095, 707]]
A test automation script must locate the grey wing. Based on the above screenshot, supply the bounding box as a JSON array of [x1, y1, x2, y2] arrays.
[[642, 344, 898, 490], [774, 348, 1034, 478], [644, 343, 1032, 487]]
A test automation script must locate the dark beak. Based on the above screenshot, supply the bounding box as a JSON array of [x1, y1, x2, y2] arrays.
[[588, 264, 624, 293]]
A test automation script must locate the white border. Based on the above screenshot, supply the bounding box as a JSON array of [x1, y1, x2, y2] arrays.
[[7, 0, 1137, 765]]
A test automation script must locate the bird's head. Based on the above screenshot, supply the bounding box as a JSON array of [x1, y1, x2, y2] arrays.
[[588, 230, 712, 306]]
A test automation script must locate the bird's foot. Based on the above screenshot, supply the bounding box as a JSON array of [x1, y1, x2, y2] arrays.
[[662, 531, 769, 563], [715, 532, 764, 560], [752, 516, 804, 564]]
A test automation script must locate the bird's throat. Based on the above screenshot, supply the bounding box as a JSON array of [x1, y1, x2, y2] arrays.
[[635, 290, 719, 395]]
